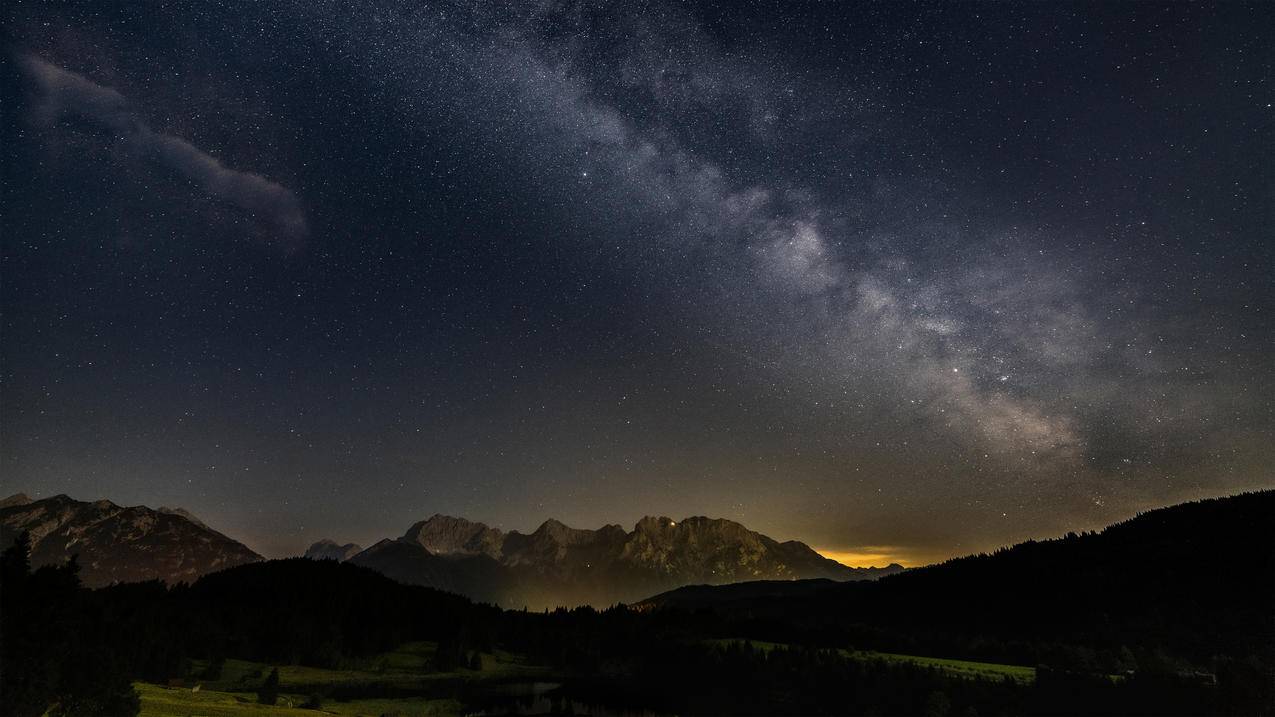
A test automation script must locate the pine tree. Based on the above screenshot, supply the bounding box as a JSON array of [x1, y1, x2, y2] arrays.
[[0, 531, 31, 587], [257, 668, 279, 705]]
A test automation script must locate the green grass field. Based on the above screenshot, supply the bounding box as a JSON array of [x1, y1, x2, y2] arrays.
[[851, 650, 1036, 684], [138, 683, 317, 717], [708, 638, 1036, 684], [138, 637, 1036, 715], [137, 641, 553, 716], [136, 683, 462, 717], [186, 642, 548, 691]]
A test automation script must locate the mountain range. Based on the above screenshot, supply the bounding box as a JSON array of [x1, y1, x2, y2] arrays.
[[0, 492, 899, 605], [310, 513, 902, 608], [0, 493, 261, 587]]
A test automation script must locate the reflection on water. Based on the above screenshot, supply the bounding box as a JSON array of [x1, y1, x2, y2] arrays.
[[464, 681, 671, 716]]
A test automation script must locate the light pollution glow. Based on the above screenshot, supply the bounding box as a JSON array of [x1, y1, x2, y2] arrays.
[[816, 548, 919, 569]]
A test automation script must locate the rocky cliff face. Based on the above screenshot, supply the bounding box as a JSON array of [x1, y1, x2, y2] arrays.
[[402, 515, 505, 558], [342, 513, 903, 608], [621, 516, 828, 582], [0, 494, 262, 587]]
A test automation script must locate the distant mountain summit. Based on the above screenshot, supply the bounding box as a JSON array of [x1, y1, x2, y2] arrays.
[[403, 514, 505, 557], [303, 539, 363, 561], [0, 492, 32, 509], [0, 493, 261, 587], [328, 513, 901, 608]]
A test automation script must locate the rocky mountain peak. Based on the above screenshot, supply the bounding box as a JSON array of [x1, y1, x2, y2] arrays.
[[632, 515, 756, 544], [304, 539, 363, 562], [403, 514, 504, 558], [0, 493, 261, 587], [0, 493, 32, 509], [530, 518, 594, 545], [634, 516, 678, 534], [598, 523, 627, 540]]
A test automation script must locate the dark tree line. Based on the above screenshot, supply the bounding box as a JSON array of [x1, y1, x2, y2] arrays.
[[488, 602, 1273, 716], [0, 533, 138, 717], [0, 537, 499, 717]]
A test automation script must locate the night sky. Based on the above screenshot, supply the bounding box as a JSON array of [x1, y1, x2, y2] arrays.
[[2, 1, 1272, 564]]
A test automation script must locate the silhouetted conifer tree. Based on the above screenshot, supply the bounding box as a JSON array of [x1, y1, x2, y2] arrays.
[[257, 668, 279, 705]]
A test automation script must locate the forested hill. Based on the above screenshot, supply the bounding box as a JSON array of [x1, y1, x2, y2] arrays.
[[641, 490, 1275, 664]]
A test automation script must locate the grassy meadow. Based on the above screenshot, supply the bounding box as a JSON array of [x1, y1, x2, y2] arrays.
[[135, 637, 1039, 716], [708, 638, 1037, 684], [136, 641, 553, 717], [136, 684, 461, 717]]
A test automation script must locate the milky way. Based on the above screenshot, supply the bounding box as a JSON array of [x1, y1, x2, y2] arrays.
[[2, 1, 1271, 562]]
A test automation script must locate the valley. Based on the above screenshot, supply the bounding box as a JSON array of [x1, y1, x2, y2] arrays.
[[3, 491, 1270, 715]]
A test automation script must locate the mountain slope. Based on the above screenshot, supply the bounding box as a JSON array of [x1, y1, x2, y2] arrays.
[[343, 513, 901, 608], [0, 493, 262, 587], [349, 538, 513, 604]]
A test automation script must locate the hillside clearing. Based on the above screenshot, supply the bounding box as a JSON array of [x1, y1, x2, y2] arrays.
[[707, 638, 1036, 684]]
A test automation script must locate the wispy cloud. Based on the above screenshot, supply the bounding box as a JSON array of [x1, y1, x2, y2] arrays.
[[17, 54, 307, 243]]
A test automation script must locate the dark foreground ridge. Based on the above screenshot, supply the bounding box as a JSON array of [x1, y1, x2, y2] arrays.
[[640, 490, 1275, 663]]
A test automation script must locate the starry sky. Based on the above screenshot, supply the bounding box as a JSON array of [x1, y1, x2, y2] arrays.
[[2, 1, 1272, 564]]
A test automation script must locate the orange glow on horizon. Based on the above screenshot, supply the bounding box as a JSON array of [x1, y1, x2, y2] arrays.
[[816, 547, 916, 569]]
